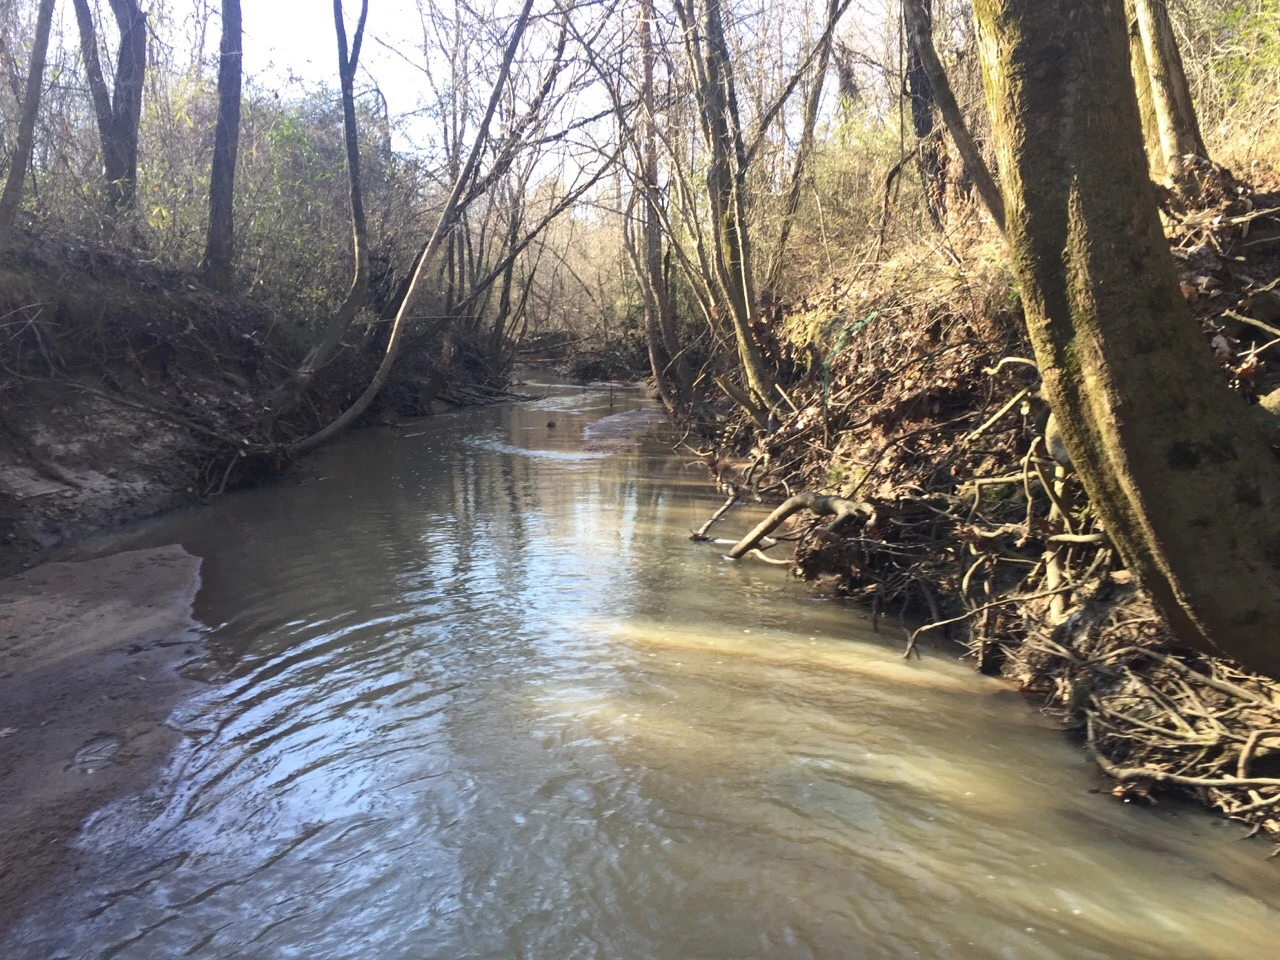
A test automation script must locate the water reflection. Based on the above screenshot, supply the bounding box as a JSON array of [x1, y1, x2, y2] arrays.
[[5, 384, 1279, 959]]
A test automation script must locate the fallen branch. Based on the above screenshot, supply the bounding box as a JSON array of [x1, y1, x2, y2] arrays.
[[726, 492, 867, 560], [1087, 716, 1280, 791], [903, 584, 1075, 659], [691, 484, 738, 541]]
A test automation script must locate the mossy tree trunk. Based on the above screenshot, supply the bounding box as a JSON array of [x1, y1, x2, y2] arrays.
[[972, 0, 1280, 679], [1123, 0, 1163, 177]]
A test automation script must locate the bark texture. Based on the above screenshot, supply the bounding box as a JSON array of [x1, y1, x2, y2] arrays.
[[72, 0, 147, 213], [0, 0, 55, 250], [903, 0, 1006, 234], [1123, 0, 1163, 175], [201, 0, 243, 291], [972, 0, 1280, 678], [1133, 0, 1207, 180]]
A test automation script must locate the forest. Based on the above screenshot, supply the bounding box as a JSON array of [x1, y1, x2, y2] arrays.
[[5, 0, 1280, 864]]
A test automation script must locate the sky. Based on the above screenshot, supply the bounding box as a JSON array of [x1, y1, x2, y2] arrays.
[[42, 0, 438, 124], [37, 0, 878, 167], [233, 0, 430, 118]]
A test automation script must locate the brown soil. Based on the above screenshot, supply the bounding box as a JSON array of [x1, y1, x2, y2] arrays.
[[0, 235, 489, 579], [0, 545, 206, 933]]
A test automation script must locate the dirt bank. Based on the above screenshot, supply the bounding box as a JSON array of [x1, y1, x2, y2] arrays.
[[0, 235, 521, 578], [0, 545, 206, 931]]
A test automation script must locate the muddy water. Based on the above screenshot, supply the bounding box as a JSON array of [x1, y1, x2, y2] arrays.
[[6, 383, 1280, 959]]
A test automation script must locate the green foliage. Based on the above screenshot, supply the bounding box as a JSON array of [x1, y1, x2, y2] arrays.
[[1212, 0, 1280, 96]]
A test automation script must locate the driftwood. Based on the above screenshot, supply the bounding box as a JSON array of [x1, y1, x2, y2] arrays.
[[691, 484, 738, 541], [726, 492, 867, 560]]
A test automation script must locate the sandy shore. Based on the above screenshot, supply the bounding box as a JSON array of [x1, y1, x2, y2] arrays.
[[0, 545, 205, 931]]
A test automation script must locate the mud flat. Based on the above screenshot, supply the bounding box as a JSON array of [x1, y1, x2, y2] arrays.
[[0, 545, 205, 930]]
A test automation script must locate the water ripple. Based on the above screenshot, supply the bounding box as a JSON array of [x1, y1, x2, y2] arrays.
[[6, 386, 1280, 959]]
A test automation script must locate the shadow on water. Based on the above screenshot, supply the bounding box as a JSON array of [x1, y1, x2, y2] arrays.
[[6, 382, 1280, 960]]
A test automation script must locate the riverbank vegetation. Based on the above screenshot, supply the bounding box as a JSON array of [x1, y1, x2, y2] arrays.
[[3, 0, 1280, 841]]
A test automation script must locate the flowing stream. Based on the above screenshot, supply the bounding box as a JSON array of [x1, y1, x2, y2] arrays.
[[7, 381, 1280, 959]]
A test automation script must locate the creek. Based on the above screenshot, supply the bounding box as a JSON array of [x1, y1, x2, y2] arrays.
[[6, 380, 1279, 959]]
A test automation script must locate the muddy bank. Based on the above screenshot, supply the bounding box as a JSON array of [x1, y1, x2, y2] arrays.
[[0, 546, 206, 930], [0, 237, 542, 578]]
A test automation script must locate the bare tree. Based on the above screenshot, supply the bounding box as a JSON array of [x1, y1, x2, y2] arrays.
[[673, 0, 774, 408], [72, 0, 148, 214], [272, 0, 371, 419], [762, 0, 842, 295], [292, 0, 539, 453], [902, 0, 1004, 233], [201, 0, 242, 290], [1133, 0, 1208, 182], [0, 0, 56, 250], [972, 0, 1280, 678], [637, 0, 688, 408]]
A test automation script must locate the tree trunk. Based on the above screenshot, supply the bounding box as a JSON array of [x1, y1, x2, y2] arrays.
[[72, 0, 147, 214], [903, 0, 1005, 234], [684, 0, 774, 407], [1133, 0, 1207, 182], [0, 0, 55, 251], [201, 0, 243, 291], [1123, 0, 1163, 176], [107, 0, 146, 211], [488, 200, 523, 370], [270, 0, 370, 420], [639, 0, 688, 408], [972, 0, 1280, 679], [903, 0, 944, 230], [291, 0, 536, 455]]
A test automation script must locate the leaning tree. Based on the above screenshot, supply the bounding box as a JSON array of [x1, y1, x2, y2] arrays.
[[971, 0, 1280, 678]]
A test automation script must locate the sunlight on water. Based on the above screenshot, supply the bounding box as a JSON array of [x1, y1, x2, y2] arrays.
[[5, 381, 1279, 960]]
